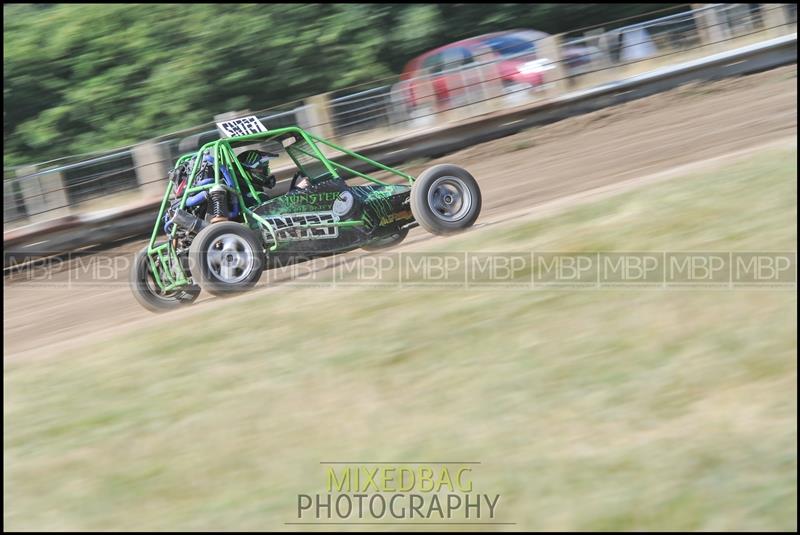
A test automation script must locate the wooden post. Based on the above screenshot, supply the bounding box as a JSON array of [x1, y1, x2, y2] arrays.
[[692, 4, 726, 45], [537, 35, 568, 97], [761, 4, 790, 37], [298, 94, 335, 140], [16, 164, 70, 222], [132, 141, 171, 199]]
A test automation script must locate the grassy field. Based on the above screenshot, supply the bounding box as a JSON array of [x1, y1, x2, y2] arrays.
[[4, 147, 797, 531]]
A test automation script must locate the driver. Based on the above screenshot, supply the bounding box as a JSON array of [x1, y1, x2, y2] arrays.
[[238, 150, 277, 193], [238, 149, 311, 193]]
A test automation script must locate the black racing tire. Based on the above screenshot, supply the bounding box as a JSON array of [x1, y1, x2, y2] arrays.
[[188, 221, 264, 297], [130, 246, 200, 313], [410, 164, 482, 235], [362, 228, 409, 251]]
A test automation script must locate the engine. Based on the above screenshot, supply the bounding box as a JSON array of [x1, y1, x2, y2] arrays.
[[161, 153, 241, 269]]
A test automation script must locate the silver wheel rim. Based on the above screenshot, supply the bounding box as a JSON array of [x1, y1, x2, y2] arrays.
[[427, 176, 472, 222], [206, 233, 256, 284]]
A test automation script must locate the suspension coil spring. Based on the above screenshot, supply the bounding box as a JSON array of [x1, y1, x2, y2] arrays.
[[209, 186, 229, 222]]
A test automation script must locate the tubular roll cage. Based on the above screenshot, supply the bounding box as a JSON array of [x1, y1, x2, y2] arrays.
[[146, 126, 416, 292]]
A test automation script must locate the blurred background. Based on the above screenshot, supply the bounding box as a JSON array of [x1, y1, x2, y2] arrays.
[[4, 3, 797, 532], [4, 3, 684, 164], [5, 2, 795, 230]]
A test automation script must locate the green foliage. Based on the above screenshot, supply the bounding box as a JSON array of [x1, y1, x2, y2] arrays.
[[3, 3, 682, 166]]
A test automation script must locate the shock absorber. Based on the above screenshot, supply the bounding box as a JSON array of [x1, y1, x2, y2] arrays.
[[209, 185, 229, 223]]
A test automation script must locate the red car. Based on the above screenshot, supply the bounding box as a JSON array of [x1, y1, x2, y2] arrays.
[[395, 29, 594, 112]]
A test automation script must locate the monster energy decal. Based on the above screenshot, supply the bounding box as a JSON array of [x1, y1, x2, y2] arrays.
[[379, 209, 413, 225], [353, 186, 410, 230], [284, 192, 341, 206], [267, 191, 342, 214]]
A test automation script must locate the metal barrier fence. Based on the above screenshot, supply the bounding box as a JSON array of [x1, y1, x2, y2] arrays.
[[4, 4, 797, 227], [329, 86, 395, 137], [332, 3, 797, 131]]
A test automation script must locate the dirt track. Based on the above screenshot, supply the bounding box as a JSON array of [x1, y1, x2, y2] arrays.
[[4, 65, 797, 359]]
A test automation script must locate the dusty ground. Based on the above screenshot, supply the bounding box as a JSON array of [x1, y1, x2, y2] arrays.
[[5, 141, 796, 532], [3, 65, 797, 359]]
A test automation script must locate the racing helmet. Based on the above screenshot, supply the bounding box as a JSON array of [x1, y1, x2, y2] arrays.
[[238, 149, 277, 189]]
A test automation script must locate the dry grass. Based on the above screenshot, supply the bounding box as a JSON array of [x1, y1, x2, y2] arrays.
[[4, 147, 796, 531]]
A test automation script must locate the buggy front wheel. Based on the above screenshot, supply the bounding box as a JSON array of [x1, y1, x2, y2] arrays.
[[410, 164, 482, 235], [188, 222, 265, 297], [130, 246, 200, 312]]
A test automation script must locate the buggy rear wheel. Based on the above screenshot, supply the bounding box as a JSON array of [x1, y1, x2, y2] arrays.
[[130, 246, 200, 313], [188, 222, 265, 297], [410, 164, 482, 235]]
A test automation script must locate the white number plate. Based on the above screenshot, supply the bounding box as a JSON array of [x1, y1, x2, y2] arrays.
[[216, 115, 268, 138]]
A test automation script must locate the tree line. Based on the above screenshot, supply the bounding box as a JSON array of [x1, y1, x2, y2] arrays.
[[3, 3, 683, 167]]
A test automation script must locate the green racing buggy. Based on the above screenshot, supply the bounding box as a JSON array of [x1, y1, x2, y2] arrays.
[[130, 118, 482, 312]]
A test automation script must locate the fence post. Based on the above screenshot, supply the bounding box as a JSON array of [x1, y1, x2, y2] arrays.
[[3, 176, 26, 225], [132, 141, 171, 199], [761, 4, 790, 36], [479, 61, 505, 114], [692, 4, 726, 45], [586, 28, 612, 69], [16, 164, 70, 222], [298, 93, 335, 140], [538, 34, 569, 97]]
